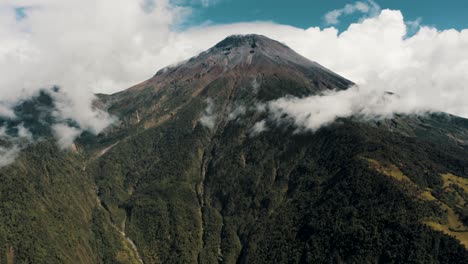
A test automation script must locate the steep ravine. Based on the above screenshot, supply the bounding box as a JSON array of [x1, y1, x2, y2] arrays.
[[94, 186, 144, 264]]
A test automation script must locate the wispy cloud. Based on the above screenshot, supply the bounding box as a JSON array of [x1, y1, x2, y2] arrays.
[[406, 17, 422, 35], [0, 145, 20, 168], [227, 105, 246, 121], [200, 0, 219, 8], [200, 98, 216, 129], [249, 120, 267, 136], [0, 124, 34, 168], [172, 0, 221, 8], [324, 0, 380, 25]]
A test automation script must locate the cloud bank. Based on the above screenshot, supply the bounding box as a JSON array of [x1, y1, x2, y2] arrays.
[[1, 0, 468, 163]]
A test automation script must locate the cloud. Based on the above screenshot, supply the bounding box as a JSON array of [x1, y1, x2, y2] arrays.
[[249, 120, 267, 136], [251, 78, 260, 94], [0, 145, 21, 168], [267, 86, 422, 132], [200, 98, 216, 129], [406, 17, 422, 34], [17, 124, 33, 141], [178, 11, 467, 118], [0, 124, 34, 168], [324, 0, 380, 25], [0, 103, 15, 118], [228, 105, 246, 121], [200, 0, 219, 7], [260, 11, 468, 131], [50, 89, 114, 135], [52, 124, 81, 150], [173, 0, 221, 8], [0, 0, 187, 147]]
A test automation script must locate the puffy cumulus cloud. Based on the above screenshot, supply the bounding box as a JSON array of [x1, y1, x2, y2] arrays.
[[324, 0, 380, 25]]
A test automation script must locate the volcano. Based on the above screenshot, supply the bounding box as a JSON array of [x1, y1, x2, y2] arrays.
[[1, 35, 468, 264]]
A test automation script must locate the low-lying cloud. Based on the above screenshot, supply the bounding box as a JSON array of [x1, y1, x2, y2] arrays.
[[52, 124, 81, 150], [227, 105, 246, 121], [267, 86, 427, 132], [0, 124, 34, 167], [145, 9, 468, 121], [200, 98, 216, 129]]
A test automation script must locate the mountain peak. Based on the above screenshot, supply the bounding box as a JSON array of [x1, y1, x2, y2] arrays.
[[145, 34, 353, 99], [210, 34, 295, 60]]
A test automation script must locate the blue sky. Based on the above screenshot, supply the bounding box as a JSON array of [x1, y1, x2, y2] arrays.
[[177, 0, 468, 31]]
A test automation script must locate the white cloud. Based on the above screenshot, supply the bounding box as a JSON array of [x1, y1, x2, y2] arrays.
[[0, 0, 187, 143], [200, 98, 216, 129], [52, 124, 81, 149], [0, 145, 20, 168], [228, 105, 246, 121], [50, 89, 115, 135], [250, 120, 267, 136], [0, 103, 15, 118], [173, 0, 220, 8], [406, 17, 422, 33], [324, 0, 380, 25], [175, 11, 467, 119], [267, 86, 426, 132], [200, 0, 219, 8]]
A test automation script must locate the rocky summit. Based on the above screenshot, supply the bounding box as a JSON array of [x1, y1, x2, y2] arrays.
[[1, 35, 468, 264]]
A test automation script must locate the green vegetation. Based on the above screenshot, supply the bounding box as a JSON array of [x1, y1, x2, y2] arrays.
[[0, 141, 141, 263]]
